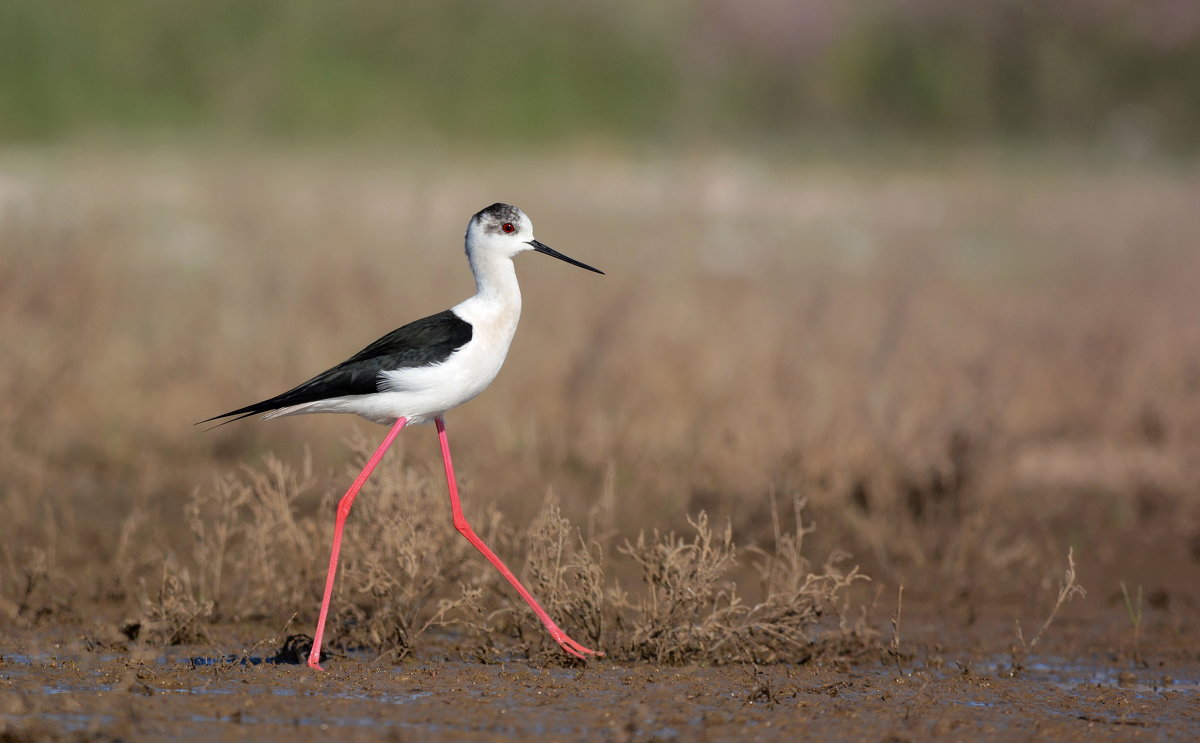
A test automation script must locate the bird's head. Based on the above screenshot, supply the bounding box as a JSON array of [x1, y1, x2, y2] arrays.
[[466, 203, 604, 274]]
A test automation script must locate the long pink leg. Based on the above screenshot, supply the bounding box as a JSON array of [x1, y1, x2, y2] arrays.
[[435, 416, 602, 660], [308, 416, 408, 670]]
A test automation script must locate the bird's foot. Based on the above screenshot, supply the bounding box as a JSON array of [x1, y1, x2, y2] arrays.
[[553, 631, 603, 660]]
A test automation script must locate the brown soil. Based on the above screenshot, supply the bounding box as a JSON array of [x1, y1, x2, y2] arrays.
[[3, 598, 1197, 742]]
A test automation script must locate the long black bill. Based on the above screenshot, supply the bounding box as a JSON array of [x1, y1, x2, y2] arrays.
[[528, 240, 604, 275]]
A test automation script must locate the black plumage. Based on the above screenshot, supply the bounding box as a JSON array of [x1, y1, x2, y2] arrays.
[[203, 309, 473, 425]]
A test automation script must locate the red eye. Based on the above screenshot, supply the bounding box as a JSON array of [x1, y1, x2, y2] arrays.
[[501, 222, 515, 233]]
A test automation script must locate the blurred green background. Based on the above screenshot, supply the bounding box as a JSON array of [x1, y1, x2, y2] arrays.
[[2, 0, 1198, 153]]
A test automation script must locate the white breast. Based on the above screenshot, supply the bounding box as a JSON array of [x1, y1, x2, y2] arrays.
[[376, 295, 520, 423]]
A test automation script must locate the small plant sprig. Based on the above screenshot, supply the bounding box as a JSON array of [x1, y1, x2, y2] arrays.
[[1013, 547, 1086, 669], [889, 584, 905, 676], [1119, 581, 1143, 666]]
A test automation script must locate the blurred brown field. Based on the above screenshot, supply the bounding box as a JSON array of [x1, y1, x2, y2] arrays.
[[1, 148, 1198, 657]]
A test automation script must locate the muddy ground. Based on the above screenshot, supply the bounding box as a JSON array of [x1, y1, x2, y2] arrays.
[[3, 599, 1197, 742]]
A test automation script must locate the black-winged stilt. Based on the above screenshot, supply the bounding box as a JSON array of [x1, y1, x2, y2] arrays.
[[204, 203, 604, 668]]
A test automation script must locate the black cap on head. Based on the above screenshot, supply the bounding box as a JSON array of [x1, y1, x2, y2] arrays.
[[472, 203, 522, 234]]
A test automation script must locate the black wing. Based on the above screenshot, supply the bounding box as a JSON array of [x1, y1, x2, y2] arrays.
[[202, 309, 473, 425]]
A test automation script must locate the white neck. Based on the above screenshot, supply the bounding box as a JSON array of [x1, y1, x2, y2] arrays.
[[467, 249, 522, 311]]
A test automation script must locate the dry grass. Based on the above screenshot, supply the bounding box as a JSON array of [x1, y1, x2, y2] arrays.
[[617, 505, 866, 664], [134, 451, 864, 662], [178, 446, 496, 660], [1, 148, 1198, 661]]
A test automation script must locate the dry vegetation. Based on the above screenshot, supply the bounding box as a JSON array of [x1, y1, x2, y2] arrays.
[[1, 148, 1198, 663]]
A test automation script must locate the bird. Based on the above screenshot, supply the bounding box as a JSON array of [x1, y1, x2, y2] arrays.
[[203, 203, 604, 668]]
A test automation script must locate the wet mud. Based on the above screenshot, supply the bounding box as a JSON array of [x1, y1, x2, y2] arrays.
[[3, 609, 1197, 742]]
